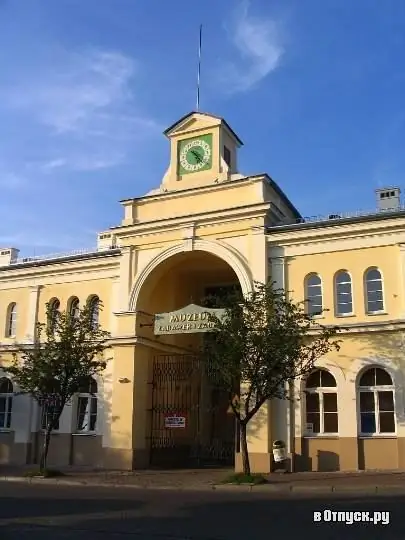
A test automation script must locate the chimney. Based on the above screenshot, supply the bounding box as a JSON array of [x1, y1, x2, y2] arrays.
[[375, 187, 401, 211]]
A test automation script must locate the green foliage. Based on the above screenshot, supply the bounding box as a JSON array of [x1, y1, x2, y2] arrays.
[[220, 473, 267, 485], [4, 301, 110, 432], [203, 280, 341, 424]]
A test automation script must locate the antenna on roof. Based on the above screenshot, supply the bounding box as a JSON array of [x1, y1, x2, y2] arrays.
[[196, 24, 202, 111]]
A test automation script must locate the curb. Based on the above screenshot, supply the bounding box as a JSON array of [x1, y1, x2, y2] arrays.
[[3, 475, 405, 494]]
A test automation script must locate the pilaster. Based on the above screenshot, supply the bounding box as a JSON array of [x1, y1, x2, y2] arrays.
[[25, 285, 42, 342]]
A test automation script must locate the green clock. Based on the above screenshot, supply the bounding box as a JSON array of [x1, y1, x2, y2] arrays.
[[178, 133, 213, 175]]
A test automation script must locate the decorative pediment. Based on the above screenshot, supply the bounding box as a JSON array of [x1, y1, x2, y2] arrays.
[[164, 111, 243, 145]]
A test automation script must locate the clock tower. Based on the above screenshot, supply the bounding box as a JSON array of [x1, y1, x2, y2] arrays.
[[158, 111, 243, 193]]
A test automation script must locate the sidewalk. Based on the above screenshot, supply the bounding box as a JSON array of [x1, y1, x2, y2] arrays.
[[3, 465, 405, 494]]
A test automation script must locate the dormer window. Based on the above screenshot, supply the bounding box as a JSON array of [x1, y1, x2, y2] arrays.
[[224, 146, 231, 167]]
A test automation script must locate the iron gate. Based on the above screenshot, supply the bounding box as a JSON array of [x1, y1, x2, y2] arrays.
[[148, 354, 235, 468]]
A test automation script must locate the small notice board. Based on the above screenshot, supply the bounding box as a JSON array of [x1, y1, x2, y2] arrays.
[[164, 414, 186, 429]]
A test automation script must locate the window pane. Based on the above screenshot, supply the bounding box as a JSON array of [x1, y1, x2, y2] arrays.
[[306, 371, 321, 388], [367, 289, 383, 301], [90, 398, 97, 431], [336, 272, 350, 284], [337, 283, 352, 294], [0, 397, 6, 414], [367, 300, 384, 313], [320, 371, 336, 388], [323, 393, 337, 412], [359, 369, 374, 386], [375, 368, 392, 385], [336, 299, 352, 314], [307, 275, 321, 287], [323, 412, 338, 433], [306, 412, 320, 434], [0, 413, 5, 429], [379, 411, 395, 433], [0, 378, 12, 393], [360, 412, 376, 433], [77, 397, 89, 431], [367, 269, 381, 281], [378, 391, 394, 411], [360, 391, 374, 412], [306, 393, 319, 412]]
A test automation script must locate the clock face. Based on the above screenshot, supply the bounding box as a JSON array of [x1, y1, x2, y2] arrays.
[[178, 134, 212, 175]]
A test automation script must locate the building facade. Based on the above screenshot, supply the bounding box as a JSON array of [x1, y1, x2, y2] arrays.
[[1, 111, 405, 473]]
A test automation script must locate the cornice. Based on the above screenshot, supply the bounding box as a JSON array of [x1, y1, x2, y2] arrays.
[[114, 204, 269, 241]]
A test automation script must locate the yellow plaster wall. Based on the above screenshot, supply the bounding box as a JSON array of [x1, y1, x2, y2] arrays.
[[37, 278, 113, 328], [286, 245, 400, 325], [0, 288, 30, 342]]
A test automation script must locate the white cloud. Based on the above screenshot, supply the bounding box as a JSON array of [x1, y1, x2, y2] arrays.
[[6, 49, 137, 134], [220, 0, 284, 93], [0, 48, 162, 178]]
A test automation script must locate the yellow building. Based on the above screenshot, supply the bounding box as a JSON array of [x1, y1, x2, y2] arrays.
[[1, 111, 405, 473]]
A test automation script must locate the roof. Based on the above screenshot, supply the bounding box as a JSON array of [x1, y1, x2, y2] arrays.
[[163, 111, 244, 146]]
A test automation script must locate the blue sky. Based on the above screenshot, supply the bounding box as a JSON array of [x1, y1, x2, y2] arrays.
[[1, 0, 405, 256]]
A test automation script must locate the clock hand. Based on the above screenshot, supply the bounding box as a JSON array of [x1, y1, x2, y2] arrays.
[[191, 149, 202, 163]]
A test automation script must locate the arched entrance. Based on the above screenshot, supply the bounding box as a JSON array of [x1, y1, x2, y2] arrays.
[[133, 248, 249, 468]]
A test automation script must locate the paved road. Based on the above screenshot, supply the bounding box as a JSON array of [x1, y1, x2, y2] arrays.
[[1, 482, 404, 539]]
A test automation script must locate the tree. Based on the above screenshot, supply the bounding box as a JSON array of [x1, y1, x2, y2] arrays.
[[202, 280, 341, 476], [4, 302, 110, 472]]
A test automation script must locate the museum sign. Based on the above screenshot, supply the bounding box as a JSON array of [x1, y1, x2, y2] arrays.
[[154, 303, 226, 335]]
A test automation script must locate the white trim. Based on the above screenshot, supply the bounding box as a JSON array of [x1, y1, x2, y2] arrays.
[[333, 269, 354, 317], [364, 266, 385, 314], [304, 272, 323, 315], [128, 239, 253, 311]]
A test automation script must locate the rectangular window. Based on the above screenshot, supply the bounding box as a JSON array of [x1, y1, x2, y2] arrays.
[[41, 407, 60, 431], [76, 396, 97, 432], [0, 396, 12, 429], [223, 146, 231, 167]]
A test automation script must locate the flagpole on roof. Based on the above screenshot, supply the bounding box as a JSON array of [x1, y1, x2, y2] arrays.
[[196, 24, 202, 111]]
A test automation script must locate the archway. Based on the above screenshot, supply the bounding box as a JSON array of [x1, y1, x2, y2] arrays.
[[134, 248, 248, 468]]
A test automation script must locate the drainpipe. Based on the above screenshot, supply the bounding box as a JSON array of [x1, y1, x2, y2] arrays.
[[288, 380, 295, 472]]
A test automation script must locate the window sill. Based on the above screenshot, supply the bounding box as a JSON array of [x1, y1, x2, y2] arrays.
[[0, 429, 12, 433], [366, 311, 387, 316], [335, 313, 356, 318], [358, 434, 397, 439], [303, 434, 339, 439], [72, 432, 97, 436]]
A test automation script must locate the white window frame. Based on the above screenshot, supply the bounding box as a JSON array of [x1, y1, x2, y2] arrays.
[[305, 274, 323, 317], [68, 297, 80, 320], [75, 378, 98, 434], [358, 385, 396, 437], [364, 267, 385, 315], [40, 398, 61, 432], [88, 296, 100, 329], [304, 387, 339, 437], [5, 303, 17, 338], [334, 270, 354, 317], [0, 378, 13, 430]]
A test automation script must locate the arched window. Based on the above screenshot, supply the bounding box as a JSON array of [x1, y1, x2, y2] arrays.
[[48, 298, 60, 331], [358, 367, 395, 435], [335, 271, 353, 316], [304, 369, 338, 435], [87, 296, 99, 329], [305, 274, 323, 315], [0, 377, 13, 429], [68, 297, 80, 320], [365, 268, 384, 314], [5, 303, 17, 337], [76, 377, 98, 433]]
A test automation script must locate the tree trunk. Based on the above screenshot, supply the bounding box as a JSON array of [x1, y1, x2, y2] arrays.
[[39, 424, 52, 473], [239, 422, 251, 475]]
